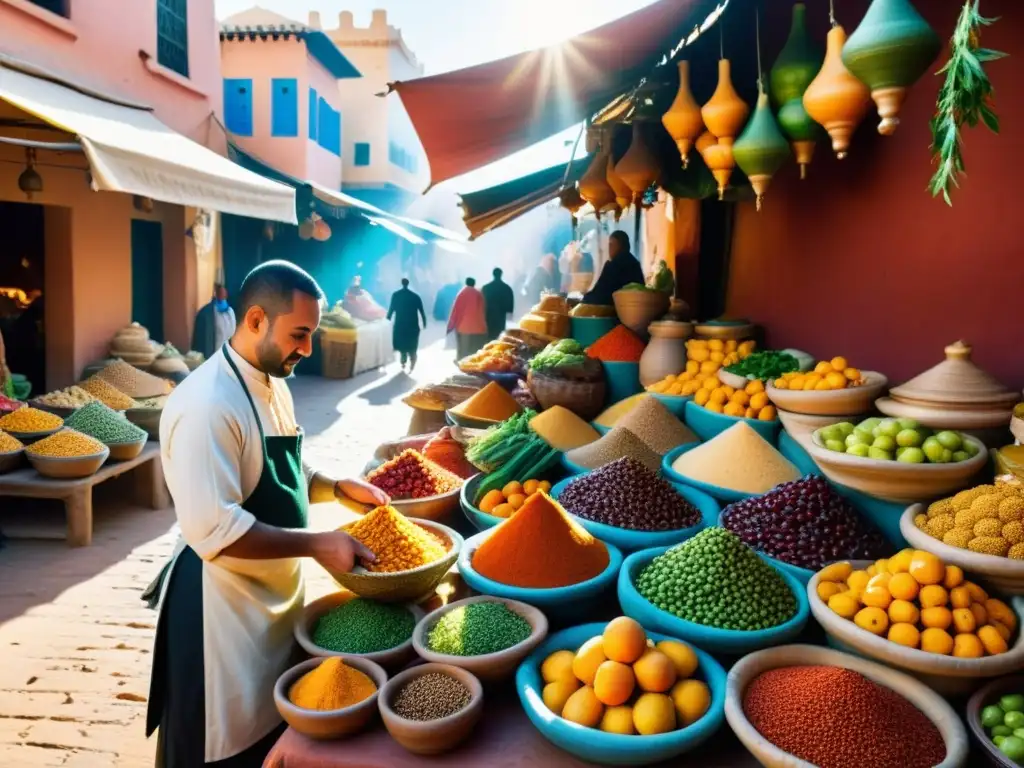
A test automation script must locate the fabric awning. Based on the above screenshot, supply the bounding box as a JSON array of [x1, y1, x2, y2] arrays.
[[0, 60, 297, 223], [390, 0, 716, 188]]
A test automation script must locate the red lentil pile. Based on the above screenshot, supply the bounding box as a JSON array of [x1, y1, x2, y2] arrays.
[[586, 325, 646, 363], [743, 666, 945, 768]]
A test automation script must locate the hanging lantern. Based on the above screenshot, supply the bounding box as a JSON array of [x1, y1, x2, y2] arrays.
[[769, 3, 824, 179], [661, 61, 705, 169], [803, 23, 872, 158], [18, 148, 42, 200], [578, 145, 617, 216], [584, 125, 602, 154], [558, 185, 585, 216], [311, 214, 331, 242], [606, 151, 633, 213], [695, 130, 718, 163], [702, 144, 735, 201], [615, 122, 659, 208], [734, 92, 792, 211], [701, 59, 749, 146], [842, 0, 941, 136]]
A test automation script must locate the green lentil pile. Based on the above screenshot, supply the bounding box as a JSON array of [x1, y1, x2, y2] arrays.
[[312, 598, 416, 654], [392, 673, 472, 721], [65, 401, 147, 445], [426, 601, 532, 656], [636, 527, 798, 631]]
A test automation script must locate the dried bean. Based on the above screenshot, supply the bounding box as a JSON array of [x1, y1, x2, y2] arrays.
[[392, 673, 471, 721]]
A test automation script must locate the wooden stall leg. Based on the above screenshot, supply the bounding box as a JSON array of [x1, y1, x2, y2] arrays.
[[65, 490, 93, 547], [135, 454, 170, 510]]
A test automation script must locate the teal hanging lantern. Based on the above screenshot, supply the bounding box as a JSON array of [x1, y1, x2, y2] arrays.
[[842, 0, 941, 135], [769, 2, 824, 178], [733, 91, 792, 211]]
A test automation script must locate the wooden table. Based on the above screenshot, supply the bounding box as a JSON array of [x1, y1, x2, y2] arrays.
[[0, 442, 168, 546]]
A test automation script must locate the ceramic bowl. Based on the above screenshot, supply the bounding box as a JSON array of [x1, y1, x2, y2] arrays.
[[806, 429, 989, 504], [651, 393, 692, 418], [378, 663, 484, 756], [458, 529, 623, 623], [0, 447, 24, 474], [901, 504, 1024, 595], [6, 426, 61, 445], [808, 562, 1024, 695], [684, 400, 780, 445], [125, 407, 162, 440], [516, 622, 727, 765], [390, 485, 463, 522], [273, 656, 387, 740], [28, 401, 77, 420], [27, 447, 110, 479], [412, 596, 548, 681], [776, 408, 867, 442], [602, 362, 643, 406], [295, 591, 425, 669], [725, 644, 969, 768], [459, 474, 504, 531], [716, 369, 751, 391], [766, 371, 889, 416], [551, 474, 719, 553], [107, 436, 147, 461], [618, 545, 810, 656], [332, 520, 462, 603], [661, 444, 760, 504], [966, 675, 1024, 767], [571, 317, 619, 348]]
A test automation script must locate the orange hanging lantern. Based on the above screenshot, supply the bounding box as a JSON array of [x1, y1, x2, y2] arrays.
[[606, 152, 633, 214], [615, 122, 659, 208], [695, 130, 718, 163], [700, 59, 749, 199], [803, 24, 872, 158], [311, 215, 332, 242], [661, 61, 705, 169], [578, 146, 616, 216], [558, 185, 585, 216]]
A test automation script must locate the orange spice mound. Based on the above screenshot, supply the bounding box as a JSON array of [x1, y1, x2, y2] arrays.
[[450, 381, 521, 422], [586, 325, 646, 363], [472, 492, 610, 588]]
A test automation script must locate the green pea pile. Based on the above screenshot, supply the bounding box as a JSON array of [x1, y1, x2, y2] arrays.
[[65, 401, 146, 445], [426, 601, 532, 656], [312, 598, 416, 654], [636, 527, 797, 631]]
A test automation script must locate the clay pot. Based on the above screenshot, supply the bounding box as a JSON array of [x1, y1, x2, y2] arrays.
[[612, 289, 670, 340], [640, 320, 692, 387], [378, 664, 484, 755]]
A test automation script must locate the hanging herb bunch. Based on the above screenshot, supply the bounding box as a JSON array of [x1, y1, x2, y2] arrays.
[[929, 0, 1006, 205]]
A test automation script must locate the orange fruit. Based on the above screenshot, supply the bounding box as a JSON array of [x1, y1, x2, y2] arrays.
[[830, 356, 848, 372], [965, 581, 989, 603], [542, 679, 580, 714], [888, 549, 915, 574], [949, 586, 972, 610], [593, 661, 635, 707], [953, 633, 985, 658], [817, 582, 844, 602], [862, 586, 892, 610], [562, 686, 604, 727], [908, 551, 945, 586], [602, 617, 647, 664], [828, 593, 860, 619], [632, 693, 677, 736], [920, 627, 954, 655], [537, 480, 552, 494], [572, 637, 607, 686], [943, 565, 965, 589], [921, 607, 953, 631], [671, 679, 711, 726], [888, 573, 920, 601], [919, 584, 949, 608], [952, 608, 977, 634], [867, 572, 892, 589], [492, 503, 516, 519], [990, 621, 1012, 642], [506, 493, 527, 510], [979, 625, 1009, 655], [632, 650, 677, 693], [479, 489, 506, 514], [847, 570, 871, 593], [970, 602, 989, 627], [599, 705, 636, 735], [541, 650, 576, 684], [985, 599, 1018, 630], [887, 623, 920, 649], [501, 481, 524, 498], [656, 641, 699, 679], [522, 479, 541, 496], [853, 607, 889, 636], [888, 599, 920, 625]]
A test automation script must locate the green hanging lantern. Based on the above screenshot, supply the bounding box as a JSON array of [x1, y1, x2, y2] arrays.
[[842, 0, 941, 136], [733, 91, 792, 212], [769, 3, 823, 179]]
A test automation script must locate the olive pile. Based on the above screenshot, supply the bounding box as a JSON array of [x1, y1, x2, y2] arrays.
[[558, 457, 701, 532]]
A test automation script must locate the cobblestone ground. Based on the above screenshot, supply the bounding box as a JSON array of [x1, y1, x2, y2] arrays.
[[0, 331, 458, 766]]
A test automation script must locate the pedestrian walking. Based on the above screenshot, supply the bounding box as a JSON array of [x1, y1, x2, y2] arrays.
[[387, 278, 427, 371], [446, 277, 488, 361], [481, 267, 514, 341]]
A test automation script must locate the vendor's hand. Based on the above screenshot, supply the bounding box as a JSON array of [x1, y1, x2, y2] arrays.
[[310, 530, 376, 574], [335, 477, 390, 507]]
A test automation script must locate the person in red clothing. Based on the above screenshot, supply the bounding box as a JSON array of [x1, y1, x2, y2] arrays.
[[447, 277, 488, 361]]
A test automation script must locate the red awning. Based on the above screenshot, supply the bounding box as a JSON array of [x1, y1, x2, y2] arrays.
[[390, 0, 716, 188]]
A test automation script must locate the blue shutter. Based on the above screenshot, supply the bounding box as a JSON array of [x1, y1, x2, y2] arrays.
[[317, 98, 341, 156], [271, 78, 298, 137], [354, 142, 371, 166], [223, 78, 253, 136], [308, 88, 318, 140]]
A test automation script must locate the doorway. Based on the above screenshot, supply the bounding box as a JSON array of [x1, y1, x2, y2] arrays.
[[131, 219, 164, 341], [0, 201, 46, 394]]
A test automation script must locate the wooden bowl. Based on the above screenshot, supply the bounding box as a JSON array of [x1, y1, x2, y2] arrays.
[[808, 562, 1024, 695], [612, 289, 670, 339], [27, 447, 110, 479], [901, 505, 1024, 595], [294, 591, 425, 669], [273, 656, 387, 740], [390, 486, 463, 522], [967, 675, 1024, 767], [107, 436, 147, 461], [412, 596, 548, 681], [378, 663, 484, 755], [125, 407, 162, 440], [0, 447, 25, 474], [766, 371, 889, 415], [725, 645, 969, 768], [527, 370, 607, 422]]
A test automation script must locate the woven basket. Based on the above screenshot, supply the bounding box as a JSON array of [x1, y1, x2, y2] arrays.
[[322, 337, 356, 379], [330, 520, 462, 603], [527, 369, 606, 422]]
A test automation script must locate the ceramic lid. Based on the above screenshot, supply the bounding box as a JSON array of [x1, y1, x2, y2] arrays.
[[647, 320, 693, 338], [889, 340, 1018, 408]]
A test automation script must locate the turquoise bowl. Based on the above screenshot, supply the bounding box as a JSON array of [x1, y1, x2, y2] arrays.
[[777, 430, 821, 477], [591, 423, 610, 436], [716, 508, 814, 586], [561, 454, 591, 475], [683, 400, 780, 445], [602, 361, 643, 406], [459, 473, 505, 531], [572, 317, 619, 348], [662, 444, 758, 504], [550, 473, 719, 553], [652, 393, 692, 418], [458, 530, 623, 623], [516, 623, 726, 765], [618, 545, 810, 656]]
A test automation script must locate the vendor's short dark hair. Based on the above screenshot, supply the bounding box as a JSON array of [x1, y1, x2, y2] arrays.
[[493, 267, 503, 279], [466, 277, 476, 287], [610, 230, 630, 251], [401, 278, 410, 287], [238, 260, 324, 321]]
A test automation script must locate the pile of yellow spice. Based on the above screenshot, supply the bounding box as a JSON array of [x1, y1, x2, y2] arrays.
[[914, 484, 1024, 559], [0, 430, 25, 453], [0, 407, 63, 434], [27, 429, 106, 459], [344, 505, 448, 573], [288, 657, 377, 711]]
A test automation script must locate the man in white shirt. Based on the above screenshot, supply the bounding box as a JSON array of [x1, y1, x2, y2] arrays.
[[147, 260, 387, 767]]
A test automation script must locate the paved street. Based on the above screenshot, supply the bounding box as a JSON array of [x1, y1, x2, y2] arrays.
[[0, 331, 458, 766]]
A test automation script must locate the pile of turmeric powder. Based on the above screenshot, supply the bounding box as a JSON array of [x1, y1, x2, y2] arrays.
[[288, 657, 377, 711], [344, 506, 449, 573]]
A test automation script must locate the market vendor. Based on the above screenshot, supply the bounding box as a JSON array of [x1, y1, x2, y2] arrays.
[[146, 260, 388, 768], [190, 283, 236, 359], [581, 230, 644, 305]]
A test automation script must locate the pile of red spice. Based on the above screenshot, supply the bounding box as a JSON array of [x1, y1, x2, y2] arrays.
[[0, 394, 23, 414], [586, 325, 646, 363], [366, 449, 463, 500], [743, 665, 946, 768]]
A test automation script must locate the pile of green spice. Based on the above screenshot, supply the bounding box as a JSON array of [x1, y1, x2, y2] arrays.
[[64, 401, 147, 445], [392, 673, 471, 721], [636, 527, 797, 631], [426, 601, 532, 656], [312, 598, 416, 654]]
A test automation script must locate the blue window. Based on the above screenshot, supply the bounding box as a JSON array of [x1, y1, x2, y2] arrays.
[[271, 79, 298, 137], [28, 0, 67, 16], [354, 142, 371, 166], [223, 79, 253, 136], [317, 99, 341, 156], [157, 0, 189, 78], [308, 88, 318, 141], [388, 141, 418, 173]]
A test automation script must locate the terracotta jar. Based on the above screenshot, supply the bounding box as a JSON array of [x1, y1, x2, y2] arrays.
[[639, 320, 693, 388]]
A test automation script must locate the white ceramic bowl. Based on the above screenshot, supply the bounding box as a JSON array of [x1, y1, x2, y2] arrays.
[[901, 504, 1024, 596], [766, 371, 888, 416], [725, 644, 969, 768], [806, 429, 988, 504], [808, 561, 1024, 695], [775, 409, 867, 443]]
